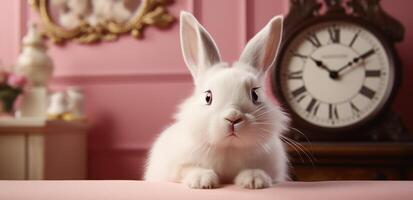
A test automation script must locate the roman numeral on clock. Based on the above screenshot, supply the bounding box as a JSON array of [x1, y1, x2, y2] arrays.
[[328, 27, 340, 43], [312, 102, 320, 116], [350, 102, 360, 114], [296, 95, 306, 103], [291, 86, 306, 98], [292, 52, 308, 59], [365, 70, 381, 77], [329, 104, 339, 119], [306, 98, 318, 113], [288, 70, 303, 79], [307, 33, 321, 48], [349, 31, 360, 47], [360, 86, 376, 99]]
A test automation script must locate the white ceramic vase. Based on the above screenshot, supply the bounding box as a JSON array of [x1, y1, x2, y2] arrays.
[[15, 23, 53, 87]]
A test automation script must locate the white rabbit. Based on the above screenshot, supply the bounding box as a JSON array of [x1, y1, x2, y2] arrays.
[[144, 11, 289, 189]]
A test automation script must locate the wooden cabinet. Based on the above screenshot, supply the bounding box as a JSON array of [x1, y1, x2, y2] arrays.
[[0, 118, 88, 180], [287, 142, 413, 181]]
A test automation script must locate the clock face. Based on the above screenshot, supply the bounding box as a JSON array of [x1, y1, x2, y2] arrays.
[[279, 21, 395, 128]]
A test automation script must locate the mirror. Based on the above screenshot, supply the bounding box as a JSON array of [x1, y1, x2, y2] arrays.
[[30, 0, 175, 44]]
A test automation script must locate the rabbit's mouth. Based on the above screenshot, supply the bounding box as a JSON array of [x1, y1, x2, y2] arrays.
[[226, 123, 242, 138], [226, 132, 240, 138]]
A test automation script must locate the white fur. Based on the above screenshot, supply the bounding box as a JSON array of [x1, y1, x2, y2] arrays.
[[144, 11, 288, 189]]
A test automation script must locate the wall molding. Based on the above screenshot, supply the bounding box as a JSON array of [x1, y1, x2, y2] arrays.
[[51, 72, 192, 85]]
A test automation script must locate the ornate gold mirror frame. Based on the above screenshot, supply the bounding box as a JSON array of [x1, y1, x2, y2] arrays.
[[29, 0, 175, 44]]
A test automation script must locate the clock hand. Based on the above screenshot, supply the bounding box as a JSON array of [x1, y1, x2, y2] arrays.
[[309, 57, 339, 80], [358, 48, 376, 60], [336, 61, 353, 74], [337, 49, 376, 74], [309, 57, 330, 71]]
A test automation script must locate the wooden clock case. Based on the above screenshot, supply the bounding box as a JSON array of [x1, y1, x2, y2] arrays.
[[271, 0, 408, 141]]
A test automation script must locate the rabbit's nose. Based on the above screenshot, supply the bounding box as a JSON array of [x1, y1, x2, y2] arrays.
[[225, 117, 244, 125], [223, 108, 244, 125]]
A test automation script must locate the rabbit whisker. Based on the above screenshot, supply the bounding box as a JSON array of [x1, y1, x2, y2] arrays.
[[254, 108, 277, 120], [252, 122, 276, 125], [251, 105, 267, 115], [259, 127, 314, 166], [280, 135, 315, 167], [258, 128, 304, 162], [289, 127, 313, 147], [280, 136, 305, 163], [254, 133, 272, 154]]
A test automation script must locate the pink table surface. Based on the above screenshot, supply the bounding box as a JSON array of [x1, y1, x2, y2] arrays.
[[0, 180, 412, 200]]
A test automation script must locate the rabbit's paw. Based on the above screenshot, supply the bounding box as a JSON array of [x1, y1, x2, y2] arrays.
[[183, 168, 219, 189], [235, 169, 272, 189]]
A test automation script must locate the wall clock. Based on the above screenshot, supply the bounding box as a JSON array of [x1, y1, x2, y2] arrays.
[[272, 0, 408, 141]]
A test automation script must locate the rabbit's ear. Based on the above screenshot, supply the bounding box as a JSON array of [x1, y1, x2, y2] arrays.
[[239, 16, 283, 75], [180, 11, 221, 82]]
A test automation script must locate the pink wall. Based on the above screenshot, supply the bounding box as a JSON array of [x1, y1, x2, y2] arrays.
[[0, 0, 411, 179]]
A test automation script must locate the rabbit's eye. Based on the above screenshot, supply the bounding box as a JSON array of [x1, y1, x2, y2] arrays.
[[205, 90, 212, 105], [251, 87, 260, 105]]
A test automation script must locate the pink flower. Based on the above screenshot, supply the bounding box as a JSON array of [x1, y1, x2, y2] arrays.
[[0, 70, 8, 84], [7, 74, 27, 88]]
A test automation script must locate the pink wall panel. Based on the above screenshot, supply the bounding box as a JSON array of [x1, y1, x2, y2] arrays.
[[1, 0, 411, 179], [0, 1, 25, 70], [52, 77, 193, 179], [83, 80, 192, 150]]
